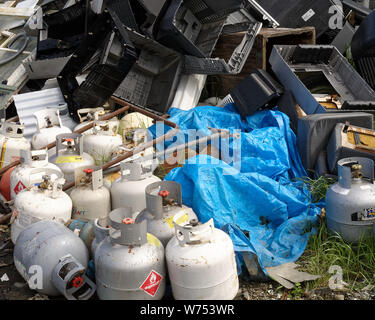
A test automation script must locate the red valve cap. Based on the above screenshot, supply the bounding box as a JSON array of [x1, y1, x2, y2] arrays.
[[158, 190, 170, 198], [72, 276, 83, 288], [122, 218, 135, 225]]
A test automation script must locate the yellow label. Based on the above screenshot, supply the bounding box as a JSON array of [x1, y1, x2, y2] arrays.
[[166, 213, 189, 229], [106, 172, 121, 183], [56, 156, 83, 164], [147, 233, 160, 247], [0, 141, 7, 169]]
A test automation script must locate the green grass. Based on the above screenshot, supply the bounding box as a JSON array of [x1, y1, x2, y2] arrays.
[[298, 216, 375, 292], [153, 165, 169, 180], [153, 163, 184, 180], [89, 149, 114, 166], [293, 176, 375, 294], [298, 175, 336, 203]]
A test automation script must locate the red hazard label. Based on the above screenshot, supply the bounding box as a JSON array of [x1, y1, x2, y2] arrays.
[[14, 181, 26, 195], [140, 270, 163, 297]]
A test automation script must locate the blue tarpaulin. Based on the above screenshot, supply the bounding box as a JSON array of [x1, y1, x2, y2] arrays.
[[149, 104, 322, 275]]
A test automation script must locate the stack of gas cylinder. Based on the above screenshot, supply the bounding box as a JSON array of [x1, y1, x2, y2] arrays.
[[0, 114, 240, 301], [10, 171, 239, 300]]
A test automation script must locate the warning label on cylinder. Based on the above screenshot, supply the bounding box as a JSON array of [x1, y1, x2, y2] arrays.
[[14, 181, 26, 195], [140, 270, 162, 297]]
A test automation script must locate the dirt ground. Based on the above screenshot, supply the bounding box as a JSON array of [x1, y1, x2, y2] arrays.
[[0, 225, 38, 300], [237, 278, 375, 301], [1, 225, 374, 301]]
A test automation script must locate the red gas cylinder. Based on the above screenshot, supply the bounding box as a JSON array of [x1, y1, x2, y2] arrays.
[[0, 167, 15, 201]]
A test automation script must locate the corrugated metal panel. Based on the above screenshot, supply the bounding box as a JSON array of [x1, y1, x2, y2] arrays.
[[13, 88, 67, 141]]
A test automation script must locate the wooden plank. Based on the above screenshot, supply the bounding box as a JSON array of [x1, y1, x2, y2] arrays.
[[0, 47, 31, 54], [259, 27, 315, 38], [3, 0, 20, 7], [212, 27, 316, 97], [0, 6, 35, 18]]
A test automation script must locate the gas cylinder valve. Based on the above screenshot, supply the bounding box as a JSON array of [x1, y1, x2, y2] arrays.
[[159, 190, 174, 206], [39, 175, 51, 190], [352, 164, 363, 179]]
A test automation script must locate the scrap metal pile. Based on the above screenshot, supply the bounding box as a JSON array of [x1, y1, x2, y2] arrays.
[[0, 0, 375, 300]]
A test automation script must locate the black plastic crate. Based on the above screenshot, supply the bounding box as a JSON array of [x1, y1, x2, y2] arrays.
[[352, 10, 375, 90], [43, 2, 94, 39], [73, 61, 134, 111], [155, 0, 235, 57], [58, 10, 137, 121]]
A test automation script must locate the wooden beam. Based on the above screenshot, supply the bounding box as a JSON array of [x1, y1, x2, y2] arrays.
[[0, 47, 31, 54], [0, 7, 35, 18]]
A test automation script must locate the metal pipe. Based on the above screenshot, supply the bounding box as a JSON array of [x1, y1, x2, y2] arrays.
[[0, 160, 21, 174], [42, 104, 131, 150], [0, 97, 176, 179], [6, 116, 19, 123], [0, 47, 31, 54], [63, 127, 179, 190], [63, 98, 180, 190], [110, 96, 177, 129], [103, 130, 231, 175], [0, 105, 130, 176]]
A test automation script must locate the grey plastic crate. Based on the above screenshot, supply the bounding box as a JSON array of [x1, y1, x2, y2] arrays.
[[314, 150, 330, 177], [113, 27, 183, 114], [182, 9, 262, 75], [247, 0, 342, 38], [245, 0, 279, 28], [114, 7, 262, 114], [270, 45, 375, 116]]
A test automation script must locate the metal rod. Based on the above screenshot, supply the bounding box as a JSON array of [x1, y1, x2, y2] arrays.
[[103, 130, 231, 175], [63, 127, 179, 191], [0, 105, 130, 176], [110, 96, 177, 129], [6, 115, 19, 122], [42, 105, 131, 151], [0, 47, 31, 54], [104, 127, 179, 171], [62, 97, 180, 190], [0, 160, 20, 174], [0, 97, 175, 178]]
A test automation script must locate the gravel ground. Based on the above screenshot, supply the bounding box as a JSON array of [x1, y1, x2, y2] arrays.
[[237, 281, 375, 301], [236, 273, 375, 301]]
